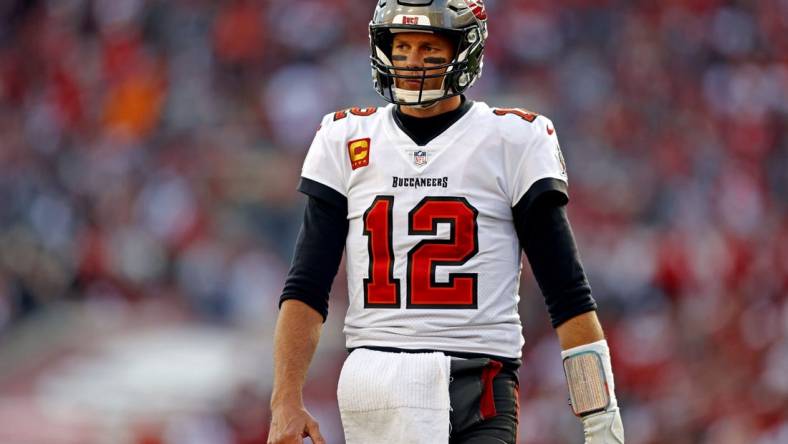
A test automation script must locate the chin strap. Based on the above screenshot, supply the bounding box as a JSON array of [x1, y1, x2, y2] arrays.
[[392, 87, 446, 107], [561, 339, 625, 443]]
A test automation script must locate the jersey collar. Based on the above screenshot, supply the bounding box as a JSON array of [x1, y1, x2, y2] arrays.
[[393, 96, 474, 147]]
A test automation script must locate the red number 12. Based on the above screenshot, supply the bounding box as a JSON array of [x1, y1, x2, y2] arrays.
[[363, 196, 478, 309]]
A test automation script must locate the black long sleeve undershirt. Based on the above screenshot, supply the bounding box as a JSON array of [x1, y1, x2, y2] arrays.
[[279, 179, 348, 320], [512, 183, 597, 327], [280, 178, 597, 327]]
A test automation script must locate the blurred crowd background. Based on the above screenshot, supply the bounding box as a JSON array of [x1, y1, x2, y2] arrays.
[[0, 0, 786, 443]]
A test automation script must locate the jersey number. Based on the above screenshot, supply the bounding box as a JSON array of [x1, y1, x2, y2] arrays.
[[363, 196, 479, 309], [492, 107, 538, 122]]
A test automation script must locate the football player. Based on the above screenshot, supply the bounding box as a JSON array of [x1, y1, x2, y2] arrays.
[[268, 1, 624, 443]]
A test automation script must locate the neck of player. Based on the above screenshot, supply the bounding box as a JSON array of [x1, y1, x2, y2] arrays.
[[399, 95, 462, 119]]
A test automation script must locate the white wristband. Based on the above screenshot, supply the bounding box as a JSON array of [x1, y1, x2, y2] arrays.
[[561, 339, 618, 416]]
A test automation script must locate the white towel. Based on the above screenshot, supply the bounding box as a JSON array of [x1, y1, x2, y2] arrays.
[[337, 348, 452, 444]]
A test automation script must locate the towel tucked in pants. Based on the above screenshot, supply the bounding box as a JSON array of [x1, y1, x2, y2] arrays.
[[337, 348, 452, 444]]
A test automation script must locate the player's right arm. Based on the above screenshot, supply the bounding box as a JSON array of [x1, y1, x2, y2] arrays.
[[270, 113, 349, 444], [269, 193, 347, 444], [269, 191, 348, 443], [269, 299, 326, 444]]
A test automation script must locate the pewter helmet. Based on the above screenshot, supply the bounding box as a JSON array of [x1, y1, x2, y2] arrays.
[[369, 0, 489, 106]]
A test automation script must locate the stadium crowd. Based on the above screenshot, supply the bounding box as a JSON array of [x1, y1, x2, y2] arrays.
[[0, 0, 786, 443]]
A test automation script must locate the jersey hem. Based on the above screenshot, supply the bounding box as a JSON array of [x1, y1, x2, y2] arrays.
[[345, 339, 523, 361], [349, 345, 522, 370], [512, 174, 568, 208], [298, 176, 348, 209], [513, 177, 569, 213]]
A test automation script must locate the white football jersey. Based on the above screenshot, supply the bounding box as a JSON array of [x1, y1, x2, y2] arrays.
[[301, 102, 567, 359]]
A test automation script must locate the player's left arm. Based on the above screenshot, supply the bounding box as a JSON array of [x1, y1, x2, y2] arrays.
[[515, 198, 624, 443], [511, 116, 624, 443]]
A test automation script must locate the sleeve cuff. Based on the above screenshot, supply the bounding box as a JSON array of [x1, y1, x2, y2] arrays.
[[552, 305, 597, 328], [279, 294, 328, 323], [298, 177, 348, 210]]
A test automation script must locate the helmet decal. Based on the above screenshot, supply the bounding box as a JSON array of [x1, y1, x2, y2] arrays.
[[393, 14, 431, 25], [463, 0, 487, 21]]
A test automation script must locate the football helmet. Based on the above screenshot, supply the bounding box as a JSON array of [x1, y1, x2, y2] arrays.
[[369, 0, 489, 106]]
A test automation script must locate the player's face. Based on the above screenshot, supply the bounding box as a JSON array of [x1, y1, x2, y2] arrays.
[[391, 32, 455, 92]]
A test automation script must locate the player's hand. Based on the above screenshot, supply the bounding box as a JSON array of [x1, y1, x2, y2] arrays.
[[268, 402, 326, 444], [582, 408, 624, 444]]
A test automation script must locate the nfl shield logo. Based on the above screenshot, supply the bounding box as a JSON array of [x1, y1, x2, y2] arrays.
[[414, 150, 427, 166]]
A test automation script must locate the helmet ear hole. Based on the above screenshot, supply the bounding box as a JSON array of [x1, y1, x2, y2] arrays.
[[457, 73, 470, 89], [467, 29, 479, 44]]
